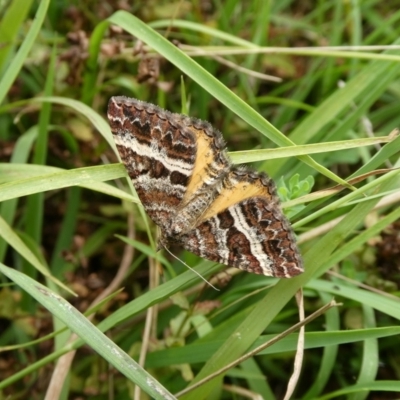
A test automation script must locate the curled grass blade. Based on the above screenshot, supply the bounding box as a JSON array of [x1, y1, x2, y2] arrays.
[[33, 97, 114, 149]]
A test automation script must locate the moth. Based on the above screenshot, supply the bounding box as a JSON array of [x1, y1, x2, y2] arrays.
[[108, 97, 303, 277]]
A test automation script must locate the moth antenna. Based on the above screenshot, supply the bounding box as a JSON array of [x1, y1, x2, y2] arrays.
[[162, 244, 220, 291]]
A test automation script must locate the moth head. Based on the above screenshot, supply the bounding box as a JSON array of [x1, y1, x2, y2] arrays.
[[169, 222, 184, 236]]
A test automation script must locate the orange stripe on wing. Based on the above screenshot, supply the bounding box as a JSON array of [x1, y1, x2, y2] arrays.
[[199, 173, 272, 222]]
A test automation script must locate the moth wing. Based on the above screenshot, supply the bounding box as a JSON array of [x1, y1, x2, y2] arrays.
[[176, 169, 303, 277], [108, 96, 230, 232]]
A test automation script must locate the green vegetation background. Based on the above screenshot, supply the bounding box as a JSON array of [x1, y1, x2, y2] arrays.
[[0, 1, 400, 399]]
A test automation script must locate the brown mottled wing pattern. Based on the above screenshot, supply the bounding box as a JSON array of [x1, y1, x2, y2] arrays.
[[175, 169, 303, 277], [108, 96, 303, 278], [108, 96, 197, 231], [108, 96, 231, 234]]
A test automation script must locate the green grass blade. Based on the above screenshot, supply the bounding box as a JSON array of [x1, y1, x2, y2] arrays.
[[306, 279, 400, 321], [0, 164, 134, 203], [0, 0, 50, 104], [33, 96, 114, 148], [268, 40, 400, 177], [179, 171, 397, 398], [302, 291, 340, 399], [145, 326, 400, 368], [23, 47, 57, 266], [107, 11, 351, 188], [0, 0, 33, 73], [230, 136, 394, 164], [317, 381, 400, 400], [0, 260, 223, 389], [0, 263, 177, 400], [0, 216, 71, 293], [348, 305, 378, 400], [0, 128, 37, 261]]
